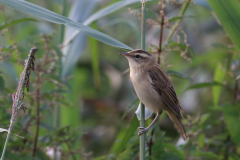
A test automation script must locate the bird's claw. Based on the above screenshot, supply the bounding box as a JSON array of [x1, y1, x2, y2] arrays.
[[138, 127, 149, 136]]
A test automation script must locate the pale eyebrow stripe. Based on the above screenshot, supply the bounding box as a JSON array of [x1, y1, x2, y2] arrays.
[[129, 50, 151, 56]]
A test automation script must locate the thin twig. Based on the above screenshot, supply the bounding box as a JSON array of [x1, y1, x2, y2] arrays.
[[32, 70, 41, 157], [148, 1, 165, 156], [234, 79, 238, 104], [148, 113, 156, 157], [65, 140, 77, 160], [158, 0, 165, 64], [165, 0, 191, 42], [224, 135, 230, 160], [186, 139, 191, 159], [1, 48, 37, 160]]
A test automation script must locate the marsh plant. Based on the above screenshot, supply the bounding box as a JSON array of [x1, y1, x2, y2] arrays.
[[0, 0, 240, 160]]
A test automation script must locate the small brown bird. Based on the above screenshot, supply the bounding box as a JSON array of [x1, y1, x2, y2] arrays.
[[119, 49, 187, 140]]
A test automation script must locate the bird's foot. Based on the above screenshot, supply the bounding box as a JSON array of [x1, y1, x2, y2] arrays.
[[138, 127, 149, 136]]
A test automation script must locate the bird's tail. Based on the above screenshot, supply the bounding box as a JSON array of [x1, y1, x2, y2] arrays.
[[166, 111, 187, 140]]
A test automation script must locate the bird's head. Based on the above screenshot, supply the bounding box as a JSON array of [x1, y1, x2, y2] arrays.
[[119, 49, 155, 69]]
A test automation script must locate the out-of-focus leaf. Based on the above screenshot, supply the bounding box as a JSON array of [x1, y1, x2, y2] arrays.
[[39, 122, 55, 131], [62, 0, 97, 79], [222, 103, 240, 146], [213, 64, 225, 106], [167, 70, 193, 82], [35, 149, 51, 160], [168, 16, 183, 22], [151, 135, 164, 158], [121, 99, 139, 120], [63, 0, 139, 48], [159, 153, 184, 160], [193, 0, 211, 9], [90, 22, 100, 90], [176, 0, 211, 9], [131, 8, 157, 19], [0, 18, 37, 30], [40, 134, 50, 143], [163, 41, 193, 56], [52, 0, 62, 5], [191, 50, 228, 69], [151, 136, 184, 160], [164, 143, 184, 158], [104, 18, 140, 46], [84, 0, 139, 26], [116, 147, 132, 160], [0, 128, 24, 138], [1, 47, 14, 52], [0, 62, 18, 86], [185, 82, 223, 91], [193, 151, 222, 159], [168, 16, 194, 22], [94, 155, 113, 160], [117, 115, 138, 155], [199, 113, 210, 125], [0, 76, 4, 91], [198, 134, 205, 148], [212, 43, 235, 51], [207, 0, 240, 52], [0, 0, 133, 51]]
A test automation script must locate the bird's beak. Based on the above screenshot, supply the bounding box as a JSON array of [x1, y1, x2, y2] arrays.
[[119, 52, 130, 57]]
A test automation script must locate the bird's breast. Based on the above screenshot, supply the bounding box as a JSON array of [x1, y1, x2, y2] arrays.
[[130, 69, 164, 112]]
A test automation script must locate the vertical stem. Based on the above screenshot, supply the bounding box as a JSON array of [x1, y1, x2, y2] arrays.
[[158, 0, 165, 64], [140, 2, 146, 160], [1, 48, 37, 160], [1, 122, 13, 160], [148, 113, 156, 158], [186, 139, 191, 159], [32, 72, 41, 158]]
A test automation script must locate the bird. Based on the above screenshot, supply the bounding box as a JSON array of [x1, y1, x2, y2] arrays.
[[119, 49, 187, 140]]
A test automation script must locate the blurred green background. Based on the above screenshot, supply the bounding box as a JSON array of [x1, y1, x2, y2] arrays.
[[0, 0, 240, 159]]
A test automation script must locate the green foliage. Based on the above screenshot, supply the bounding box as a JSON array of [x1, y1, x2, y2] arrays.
[[0, 0, 240, 159], [185, 82, 223, 91], [0, 0, 133, 50], [0, 76, 4, 91], [0, 18, 37, 30], [117, 115, 138, 155], [222, 104, 240, 146], [207, 0, 240, 51], [167, 70, 193, 82], [150, 133, 184, 160]]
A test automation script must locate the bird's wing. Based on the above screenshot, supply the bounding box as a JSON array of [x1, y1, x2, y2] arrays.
[[148, 67, 182, 119]]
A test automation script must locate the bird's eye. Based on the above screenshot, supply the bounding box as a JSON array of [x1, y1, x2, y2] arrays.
[[135, 55, 140, 58]]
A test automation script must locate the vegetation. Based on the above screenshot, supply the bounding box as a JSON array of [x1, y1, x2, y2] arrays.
[[0, 0, 240, 159]]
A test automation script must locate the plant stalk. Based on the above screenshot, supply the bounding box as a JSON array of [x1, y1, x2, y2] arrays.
[[165, 0, 191, 42], [158, 0, 165, 64], [1, 48, 37, 160], [32, 72, 41, 157], [0, 122, 13, 160], [140, 2, 146, 160]]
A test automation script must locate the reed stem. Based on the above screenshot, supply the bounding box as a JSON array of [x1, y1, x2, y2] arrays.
[[140, 1, 146, 160]]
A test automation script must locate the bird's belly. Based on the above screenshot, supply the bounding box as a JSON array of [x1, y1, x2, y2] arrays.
[[131, 75, 164, 112]]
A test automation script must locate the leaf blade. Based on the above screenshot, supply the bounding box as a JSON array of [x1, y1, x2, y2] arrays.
[[0, 0, 133, 50], [0, 18, 37, 30], [117, 115, 139, 155], [185, 82, 223, 91], [222, 104, 240, 146], [207, 0, 240, 51]]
